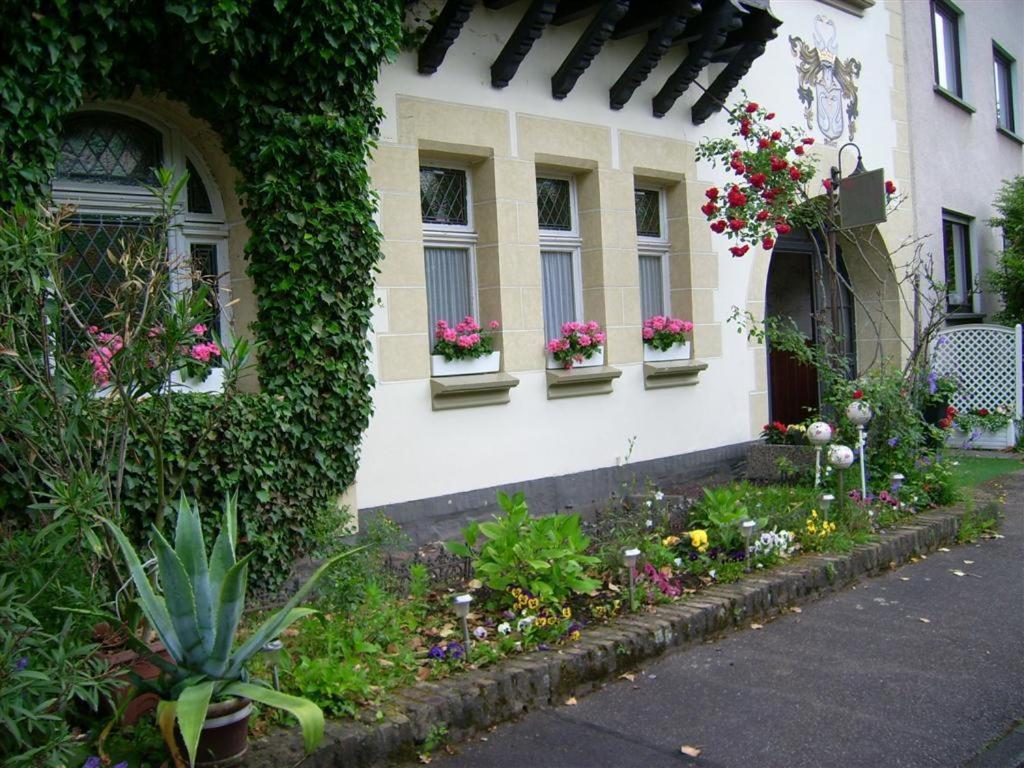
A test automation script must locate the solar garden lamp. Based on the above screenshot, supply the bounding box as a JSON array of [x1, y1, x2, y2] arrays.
[[845, 400, 874, 500], [623, 548, 641, 612], [806, 421, 834, 487], [820, 493, 835, 521], [260, 639, 284, 691], [453, 594, 473, 652], [891, 473, 905, 497], [740, 519, 757, 572], [827, 445, 855, 515]]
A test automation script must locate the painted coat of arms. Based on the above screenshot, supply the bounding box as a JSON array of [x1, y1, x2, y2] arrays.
[[789, 16, 862, 145]]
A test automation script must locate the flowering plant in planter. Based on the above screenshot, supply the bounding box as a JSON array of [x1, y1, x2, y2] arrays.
[[641, 315, 693, 351], [952, 404, 1014, 433], [432, 316, 499, 361], [547, 320, 606, 369], [760, 421, 807, 445]]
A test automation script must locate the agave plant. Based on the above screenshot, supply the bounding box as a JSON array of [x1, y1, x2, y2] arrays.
[[105, 494, 352, 767]]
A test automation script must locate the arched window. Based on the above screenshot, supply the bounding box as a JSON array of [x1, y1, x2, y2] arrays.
[[51, 106, 231, 391]]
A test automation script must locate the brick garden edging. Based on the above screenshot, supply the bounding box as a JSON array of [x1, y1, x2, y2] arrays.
[[248, 506, 969, 767]]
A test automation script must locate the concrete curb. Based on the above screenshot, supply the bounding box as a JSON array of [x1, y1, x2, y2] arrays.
[[248, 506, 968, 767]]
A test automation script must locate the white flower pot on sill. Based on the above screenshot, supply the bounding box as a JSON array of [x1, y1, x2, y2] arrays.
[[169, 367, 225, 394], [946, 421, 1017, 450], [643, 341, 691, 362], [546, 346, 604, 370], [431, 351, 500, 377]]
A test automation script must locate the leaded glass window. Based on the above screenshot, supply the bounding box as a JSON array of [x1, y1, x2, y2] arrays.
[[421, 167, 468, 226], [57, 113, 162, 185], [537, 178, 572, 232], [187, 160, 214, 214], [635, 189, 662, 238], [191, 243, 221, 340], [59, 216, 155, 344]]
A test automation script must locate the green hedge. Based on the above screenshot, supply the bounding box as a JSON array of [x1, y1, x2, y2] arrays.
[[0, 1, 404, 587]]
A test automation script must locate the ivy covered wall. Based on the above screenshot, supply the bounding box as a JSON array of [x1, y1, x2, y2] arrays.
[[0, 1, 404, 585]]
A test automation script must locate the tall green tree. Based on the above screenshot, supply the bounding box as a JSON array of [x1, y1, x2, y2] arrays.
[[987, 176, 1024, 326]]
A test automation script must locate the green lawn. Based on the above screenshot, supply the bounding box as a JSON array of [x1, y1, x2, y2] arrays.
[[951, 455, 1024, 488]]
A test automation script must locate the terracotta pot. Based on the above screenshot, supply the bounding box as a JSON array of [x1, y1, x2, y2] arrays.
[[176, 697, 252, 768], [96, 632, 173, 725]]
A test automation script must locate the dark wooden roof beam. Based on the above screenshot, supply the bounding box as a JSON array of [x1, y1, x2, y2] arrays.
[[651, 0, 742, 117], [691, 8, 781, 123], [418, 0, 478, 75], [491, 0, 559, 88], [552, 0, 630, 99], [609, 5, 699, 110], [482, 0, 520, 8], [611, 0, 700, 39], [551, 0, 604, 25]]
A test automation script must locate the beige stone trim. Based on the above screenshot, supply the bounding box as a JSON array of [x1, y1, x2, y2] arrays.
[[643, 359, 709, 390], [546, 365, 622, 399], [430, 372, 521, 411]]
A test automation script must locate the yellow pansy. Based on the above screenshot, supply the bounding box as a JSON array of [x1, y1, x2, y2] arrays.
[[662, 535, 681, 547], [528, 598, 540, 610], [562, 607, 572, 619], [689, 529, 709, 552]]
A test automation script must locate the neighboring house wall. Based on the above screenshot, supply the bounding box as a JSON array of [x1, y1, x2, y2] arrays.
[[903, 0, 1024, 321], [355, 0, 915, 539]]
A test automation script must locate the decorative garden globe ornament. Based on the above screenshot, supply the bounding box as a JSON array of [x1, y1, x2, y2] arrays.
[[845, 400, 873, 425], [827, 444, 854, 469], [845, 399, 873, 499], [806, 421, 833, 445], [807, 420, 833, 487]]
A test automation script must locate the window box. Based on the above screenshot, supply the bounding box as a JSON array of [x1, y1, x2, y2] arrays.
[[946, 422, 1017, 450], [546, 346, 603, 370], [643, 341, 691, 363], [430, 351, 501, 377], [168, 368, 225, 394]]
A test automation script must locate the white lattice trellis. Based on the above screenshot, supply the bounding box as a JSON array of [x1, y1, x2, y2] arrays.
[[929, 324, 1023, 417]]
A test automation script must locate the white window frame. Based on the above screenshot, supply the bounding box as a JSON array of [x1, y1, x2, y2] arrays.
[[50, 104, 233, 393], [419, 162, 480, 331], [635, 186, 671, 319], [537, 174, 583, 355]]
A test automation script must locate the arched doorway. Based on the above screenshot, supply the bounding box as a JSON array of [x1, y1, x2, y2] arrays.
[[765, 228, 855, 423]]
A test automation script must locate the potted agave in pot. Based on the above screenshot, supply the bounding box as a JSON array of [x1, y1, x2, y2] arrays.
[[106, 495, 352, 767]]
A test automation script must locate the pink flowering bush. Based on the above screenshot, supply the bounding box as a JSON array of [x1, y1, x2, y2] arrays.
[[85, 322, 221, 387], [547, 320, 605, 369], [641, 315, 693, 351], [432, 316, 499, 361]]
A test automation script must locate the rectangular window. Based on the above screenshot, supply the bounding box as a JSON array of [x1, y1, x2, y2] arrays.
[[943, 212, 973, 313], [421, 164, 477, 332], [995, 47, 1016, 132], [188, 242, 225, 341], [635, 187, 669, 319], [932, 0, 963, 97], [537, 175, 582, 344]]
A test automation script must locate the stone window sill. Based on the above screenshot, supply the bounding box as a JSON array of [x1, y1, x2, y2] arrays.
[[933, 86, 976, 115], [546, 365, 622, 399], [430, 372, 520, 411], [643, 359, 709, 390]]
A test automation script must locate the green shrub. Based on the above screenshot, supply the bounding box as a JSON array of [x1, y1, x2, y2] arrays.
[[446, 492, 600, 606], [987, 176, 1024, 326], [688, 487, 767, 553]]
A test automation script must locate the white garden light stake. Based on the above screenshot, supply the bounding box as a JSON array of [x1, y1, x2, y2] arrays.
[[806, 421, 834, 487], [741, 520, 757, 572], [453, 594, 473, 654], [821, 493, 835, 521], [845, 400, 874, 500], [260, 639, 284, 691], [891, 473, 905, 498], [623, 548, 641, 611]]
